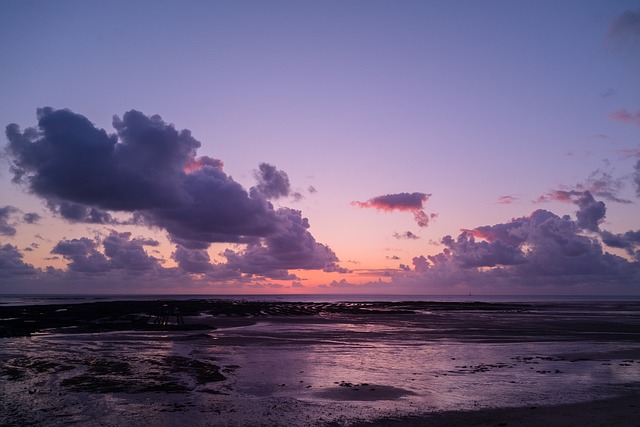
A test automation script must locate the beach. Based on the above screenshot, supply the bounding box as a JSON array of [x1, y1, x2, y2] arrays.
[[1, 299, 639, 426]]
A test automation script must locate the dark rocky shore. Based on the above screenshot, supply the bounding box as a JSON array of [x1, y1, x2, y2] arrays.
[[0, 299, 527, 338]]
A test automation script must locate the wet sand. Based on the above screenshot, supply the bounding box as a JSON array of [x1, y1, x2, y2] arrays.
[[1, 299, 639, 426], [350, 395, 640, 426]]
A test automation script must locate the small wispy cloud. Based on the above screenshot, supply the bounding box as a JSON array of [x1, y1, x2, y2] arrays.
[[393, 231, 420, 240], [608, 10, 640, 41], [610, 109, 640, 125], [497, 195, 518, 204]]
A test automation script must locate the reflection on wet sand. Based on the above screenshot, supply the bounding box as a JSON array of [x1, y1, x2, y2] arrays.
[[1, 300, 639, 426]]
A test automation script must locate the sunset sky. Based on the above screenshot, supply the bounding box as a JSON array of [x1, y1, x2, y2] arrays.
[[1, 1, 639, 295]]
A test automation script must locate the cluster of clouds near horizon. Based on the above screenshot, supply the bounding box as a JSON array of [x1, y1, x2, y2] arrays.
[[1, 105, 639, 294], [1, 107, 346, 289]]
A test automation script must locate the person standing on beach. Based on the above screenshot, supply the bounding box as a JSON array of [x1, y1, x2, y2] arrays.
[[174, 307, 184, 325]]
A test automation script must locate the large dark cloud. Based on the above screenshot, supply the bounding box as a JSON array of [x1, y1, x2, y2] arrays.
[[352, 192, 437, 228], [6, 108, 196, 210], [5, 108, 342, 277]]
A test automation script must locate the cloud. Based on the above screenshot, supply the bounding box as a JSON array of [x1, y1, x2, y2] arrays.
[[581, 169, 632, 204], [0, 206, 19, 236], [393, 231, 420, 240], [439, 232, 527, 269], [251, 163, 292, 200], [51, 231, 162, 273], [538, 168, 632, 204], [0, 205, 41, 236], [601, 229, 640, 261], [5, 108, 343, 278], [172, 246, 214, 274], [222, 208, 342, 278], [608, 10, 640, 49], [610, 109, 640, 125], [498, 195, 518, 204], [47, 200, 118, 224], [51, 237, 110, 273], [353, 192, 429, 211], [537, 189, 610, 231], [22, 212, 41, 224], [0, 244, 37, 277], [6, 108, 195, 210], [395, 206, 639, 292], [634, 160, 640, 197], [573, 192, 606, 232], [535, 190, 607, 231], [352, 192, 436, 228], [102, 232, 162, 271]]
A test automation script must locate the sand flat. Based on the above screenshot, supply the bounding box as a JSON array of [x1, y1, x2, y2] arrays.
[[1, 299, 639, 426]]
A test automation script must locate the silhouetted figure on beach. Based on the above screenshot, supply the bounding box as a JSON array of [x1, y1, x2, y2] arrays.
[[174, 307, 184, 325]]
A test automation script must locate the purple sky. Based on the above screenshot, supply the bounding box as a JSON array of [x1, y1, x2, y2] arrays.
[[1, 1, 639, 295]]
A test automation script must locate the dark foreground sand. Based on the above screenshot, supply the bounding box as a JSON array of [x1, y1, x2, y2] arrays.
[[349, 395, 640, 426], [1, 299, 639, 426]]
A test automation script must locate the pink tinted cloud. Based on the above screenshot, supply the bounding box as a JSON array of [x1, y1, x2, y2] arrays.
[[537, 167, 632, 205], [608, 10, 640, 44], [497, 195, 518, 204], [352, 192, 436, 228], [610, 109, 640, 125], [352, 192, 430, 211], [618, 147, 640, 158]]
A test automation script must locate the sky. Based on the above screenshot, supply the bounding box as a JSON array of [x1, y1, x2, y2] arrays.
[[1, 0, 639, 295]]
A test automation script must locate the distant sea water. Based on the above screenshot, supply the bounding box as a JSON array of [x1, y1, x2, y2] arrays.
[[1, 293, 639, 306]]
